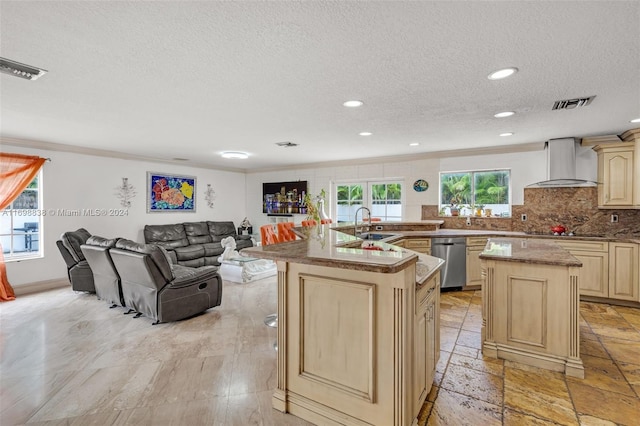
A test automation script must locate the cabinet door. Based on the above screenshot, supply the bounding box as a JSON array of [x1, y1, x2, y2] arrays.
[[609, 243, 640, 301], [406, 239, 431, 255], [426, 301, 436, 397], [573, 251, 609, 298], [414, 307, 428, 411], [466, 245, 484, 287], [601, 150, 634, 206]]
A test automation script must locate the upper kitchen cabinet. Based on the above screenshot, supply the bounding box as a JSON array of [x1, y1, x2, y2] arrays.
[[592, 128, 640, 209]]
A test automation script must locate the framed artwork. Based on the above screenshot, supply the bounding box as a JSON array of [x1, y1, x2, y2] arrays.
[[147, 172, 196, 212]]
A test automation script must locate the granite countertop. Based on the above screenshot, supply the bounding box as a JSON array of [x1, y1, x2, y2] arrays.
[[479, 237, 582, 267], [329, 224, 640, 243], [241, 225, 423, 274]]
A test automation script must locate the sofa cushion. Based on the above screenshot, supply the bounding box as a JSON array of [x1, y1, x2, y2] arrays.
[[86, 235, 118, 249], [184, 222, 213, 245], [61, 228, 92, 262], [115, 239, 174, 282], [207, 221, 236, 242], [144, 224, 189, 249], [174, 245, 205, 261], [202, 242, 223, 257], [235, 239, 253, 250]]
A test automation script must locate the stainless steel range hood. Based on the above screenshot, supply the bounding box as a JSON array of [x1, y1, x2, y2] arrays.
[[527, 138, 598, 187]]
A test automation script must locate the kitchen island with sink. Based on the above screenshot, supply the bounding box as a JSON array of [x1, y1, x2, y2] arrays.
[[242, 225, 444, 426], [479, 238, 585, 378]]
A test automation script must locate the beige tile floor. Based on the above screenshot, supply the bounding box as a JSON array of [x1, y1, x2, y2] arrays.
[[1, 279, 639, 425]]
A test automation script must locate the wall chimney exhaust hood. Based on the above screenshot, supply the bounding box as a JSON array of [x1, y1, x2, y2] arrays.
[[527, 138, 598, 187]]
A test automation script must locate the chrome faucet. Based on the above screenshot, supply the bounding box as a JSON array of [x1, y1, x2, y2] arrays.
[[354, 206, 371, 236]]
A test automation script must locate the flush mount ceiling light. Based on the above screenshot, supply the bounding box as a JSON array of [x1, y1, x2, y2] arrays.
[[409, 142, 420, 146], [0, 57, 47, 80], [221, 151, 248, 159], [343, 100, 363, 107], [499, 132, 514, 137], [494, 111, 515, 118], [359, 132, 372, 136], [630, 118, 640, 123], [488, 67, 518, 80]]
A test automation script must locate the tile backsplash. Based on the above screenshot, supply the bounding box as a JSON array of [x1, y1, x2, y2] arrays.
[[422, 187, 640, 238]]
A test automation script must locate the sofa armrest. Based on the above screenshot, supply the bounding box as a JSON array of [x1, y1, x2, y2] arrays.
[[169, 265, 220, 288]]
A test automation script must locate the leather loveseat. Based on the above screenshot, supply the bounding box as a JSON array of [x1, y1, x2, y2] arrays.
[[56, 228, 95, 293], [109, 238, 222, 323], [144, 221, 253, 268]]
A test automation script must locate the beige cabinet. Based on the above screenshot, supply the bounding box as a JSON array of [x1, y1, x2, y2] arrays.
[[593, 128, 640, 209], [609, 242, 640, 302], [414, 273, 440, 413], [405, 238, 431, 255], [466, 237, 488, 288], [556, 240, 609, 298]]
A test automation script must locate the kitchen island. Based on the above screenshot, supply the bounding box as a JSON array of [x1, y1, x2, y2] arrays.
[[479, 238, 584, 378], [242, 225, 444, 426]]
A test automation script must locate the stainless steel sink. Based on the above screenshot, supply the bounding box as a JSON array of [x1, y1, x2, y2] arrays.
[[358, 232, 395, 240]]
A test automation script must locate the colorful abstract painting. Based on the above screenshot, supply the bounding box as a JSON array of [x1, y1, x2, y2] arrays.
[[147, 172, 196, 212]]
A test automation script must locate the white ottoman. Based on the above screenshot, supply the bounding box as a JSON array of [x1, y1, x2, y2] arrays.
[[219, 256, 277, 283]]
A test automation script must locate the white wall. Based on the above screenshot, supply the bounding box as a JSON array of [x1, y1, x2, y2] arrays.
[[246, 148, 558, 229], [5, 147, 247, 286]]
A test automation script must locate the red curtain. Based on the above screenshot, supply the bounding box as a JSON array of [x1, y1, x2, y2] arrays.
[[0, 153, 47, 301]]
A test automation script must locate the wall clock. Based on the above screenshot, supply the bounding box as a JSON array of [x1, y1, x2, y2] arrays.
[[413, 179, 429, 192]]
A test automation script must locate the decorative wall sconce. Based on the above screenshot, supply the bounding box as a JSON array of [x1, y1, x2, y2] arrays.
[[115, 177, 137, 208], [204, 184, 216, 208]]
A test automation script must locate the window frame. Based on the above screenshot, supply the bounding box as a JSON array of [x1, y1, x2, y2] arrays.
[[333, 178, 404, 223], [438, 169, 512, 217], [1, 170, 44, 261]]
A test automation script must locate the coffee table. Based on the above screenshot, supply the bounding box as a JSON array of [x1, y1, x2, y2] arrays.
[[218, 256, 277, 283]]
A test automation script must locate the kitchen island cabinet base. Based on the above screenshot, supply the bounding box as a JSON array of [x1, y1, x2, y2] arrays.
[[480, 240, 585, 380]]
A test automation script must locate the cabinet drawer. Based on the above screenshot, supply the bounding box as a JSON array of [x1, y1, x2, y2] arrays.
[[555, 240, 608, 252], [467, 237, 489, 246], [416, 277, 437, 311], [406, 239, 431, 249]]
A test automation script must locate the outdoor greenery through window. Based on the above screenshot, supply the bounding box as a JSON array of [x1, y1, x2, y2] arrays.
[[1, 172, 42, 259], [439, 170, 510, 217], [336, 181, 403, 223]]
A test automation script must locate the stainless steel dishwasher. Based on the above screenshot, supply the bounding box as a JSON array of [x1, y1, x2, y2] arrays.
[[431, 237, 467, 290]]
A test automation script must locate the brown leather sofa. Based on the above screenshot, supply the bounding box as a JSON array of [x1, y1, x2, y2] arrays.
[[143, 221, 253, 268], [109, 238, 222, 324]]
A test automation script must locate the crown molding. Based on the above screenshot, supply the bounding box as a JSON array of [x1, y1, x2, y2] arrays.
[[0, 136, 247, 173], [2, 136, 544, 175], [245, 141, 545, 174]]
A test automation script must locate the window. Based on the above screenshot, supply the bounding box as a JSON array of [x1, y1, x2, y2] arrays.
[[439, 170, 510, 217], [335, 180, 403, 223], [1, 172, 43, 259]]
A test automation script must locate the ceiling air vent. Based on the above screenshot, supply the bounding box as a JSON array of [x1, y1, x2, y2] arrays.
[[276, 141, 298, 148], [552, 96, 596, 110], [0, 57, 47, 81]]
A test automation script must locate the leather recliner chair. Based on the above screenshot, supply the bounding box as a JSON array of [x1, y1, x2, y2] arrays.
[[56, 228, 95, 293], [81, 236, 124, 307], [109, 239, 222, 324]]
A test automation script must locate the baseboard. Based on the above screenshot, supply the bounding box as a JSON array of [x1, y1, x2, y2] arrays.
[[13, 278, 68, 296]]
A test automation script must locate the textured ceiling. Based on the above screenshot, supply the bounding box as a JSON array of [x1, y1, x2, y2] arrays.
[[1, 1, 639, 171]]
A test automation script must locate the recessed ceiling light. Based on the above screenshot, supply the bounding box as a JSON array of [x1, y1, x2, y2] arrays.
[[494, 111, 515, 118], [499, 132, 514, 137], [630, 118, 640, 123], [359, 132, 372, 136], [488, 67, 518, 80], [0, 57, 48, 81], [221, 151, 248, 159], [409, 142, 420, 146], [343, 100, 363, 107]]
